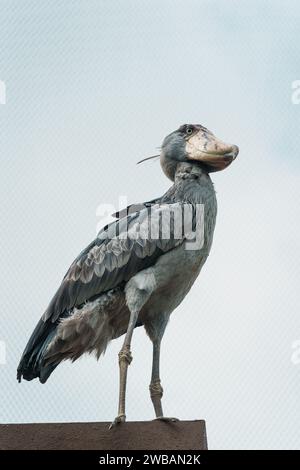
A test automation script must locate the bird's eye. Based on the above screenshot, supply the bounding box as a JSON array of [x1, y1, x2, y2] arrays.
[[186, 127, 193, 135]]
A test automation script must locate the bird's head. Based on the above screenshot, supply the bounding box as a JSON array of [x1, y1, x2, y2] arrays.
[[159, 124, 239, 181]]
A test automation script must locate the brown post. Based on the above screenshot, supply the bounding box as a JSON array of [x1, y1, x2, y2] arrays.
[[0, 420, 207, 450]]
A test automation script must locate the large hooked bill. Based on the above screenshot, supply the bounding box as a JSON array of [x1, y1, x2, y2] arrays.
[[186, 127, 239, 172]]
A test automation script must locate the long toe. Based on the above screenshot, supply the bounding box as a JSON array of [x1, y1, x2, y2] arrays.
[[108, 414, 126, 430], [154, 416, 179, 422]]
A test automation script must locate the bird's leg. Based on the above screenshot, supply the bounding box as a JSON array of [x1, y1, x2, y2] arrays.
[[109, 309, 139, 429], [109, 268, 156, 429], [150, 339, 178, 423], [149, 340, 164, 417]]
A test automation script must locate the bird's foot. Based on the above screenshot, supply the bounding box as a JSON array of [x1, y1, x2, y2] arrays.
[[108, 414, 126, 430], [154, 416, 179, 423]]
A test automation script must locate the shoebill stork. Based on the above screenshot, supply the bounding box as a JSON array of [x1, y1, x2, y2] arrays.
[[17, 124, 238, 427]]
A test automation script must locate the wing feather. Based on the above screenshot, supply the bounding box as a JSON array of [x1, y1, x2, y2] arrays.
[[43, 203, 185, 323]]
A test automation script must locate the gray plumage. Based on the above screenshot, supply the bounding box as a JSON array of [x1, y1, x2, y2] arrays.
[[17, 124, 238, 424]]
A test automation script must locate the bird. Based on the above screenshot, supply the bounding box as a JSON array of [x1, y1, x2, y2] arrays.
[[17, 124, 238, 427]]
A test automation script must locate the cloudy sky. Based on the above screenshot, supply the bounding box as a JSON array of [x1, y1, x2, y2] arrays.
[[1, 0, 300, 449]]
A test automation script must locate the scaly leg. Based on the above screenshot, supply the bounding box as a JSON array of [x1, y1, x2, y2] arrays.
[[109, 309, 139, 429], [149, 339, 178, 423]]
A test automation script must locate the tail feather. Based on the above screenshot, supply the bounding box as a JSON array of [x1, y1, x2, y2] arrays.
[[17, 318, 60, 383]]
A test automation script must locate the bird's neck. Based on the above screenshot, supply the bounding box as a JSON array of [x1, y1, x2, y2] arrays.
[[161, 162, 216, 207], [174, 162, 210, 183]]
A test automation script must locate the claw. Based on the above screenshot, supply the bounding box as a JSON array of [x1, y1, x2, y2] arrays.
[[108, 414, 126, 430], [154, 416, 179, 422]]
